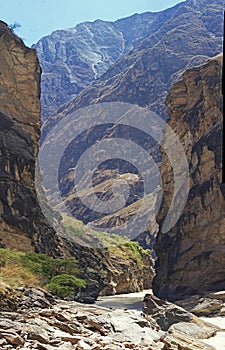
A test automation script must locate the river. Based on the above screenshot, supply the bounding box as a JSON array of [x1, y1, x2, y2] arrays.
[[95, 290, 152, 312]]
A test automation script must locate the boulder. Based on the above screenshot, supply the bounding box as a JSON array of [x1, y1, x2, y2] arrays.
[[18, 287, 55, 310], [143, 293, 194, 330], [0, 282, 18, 311], [176, 296, 223, 317], [162, 329, 216, 350]]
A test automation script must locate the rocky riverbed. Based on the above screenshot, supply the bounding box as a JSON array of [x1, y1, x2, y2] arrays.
[[1, 283, 225, 349]]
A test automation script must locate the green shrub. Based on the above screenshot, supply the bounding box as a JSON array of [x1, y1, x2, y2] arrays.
[[19, 253, 79, 281], [0, 249, 85, 298], [46, 274, 86, 298]]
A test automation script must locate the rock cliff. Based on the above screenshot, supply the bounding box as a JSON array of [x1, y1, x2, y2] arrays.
[[0, 21, 61, 255], [153, 54, 224, 300]]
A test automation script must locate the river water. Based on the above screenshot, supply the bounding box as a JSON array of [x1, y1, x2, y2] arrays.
[[95, 290, 152, 312]]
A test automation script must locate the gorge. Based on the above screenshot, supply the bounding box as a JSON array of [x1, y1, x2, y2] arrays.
[[0, 0, 225, 348]]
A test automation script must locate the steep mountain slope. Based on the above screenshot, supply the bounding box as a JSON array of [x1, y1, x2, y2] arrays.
[[41, 0, 223, 249], [33, 3, 183, 120], [42, 0, 223, 139], [153, 54, 224, 300], [54, 0, 223, 118]]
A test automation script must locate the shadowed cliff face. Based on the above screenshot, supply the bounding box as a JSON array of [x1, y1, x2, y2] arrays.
[[153, 55, 224, 301], [0, 21, 63, 254]]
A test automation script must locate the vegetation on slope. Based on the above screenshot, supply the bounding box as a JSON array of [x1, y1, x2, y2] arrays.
[[63, 214, 152, 268], [0, 248, 86, 298]]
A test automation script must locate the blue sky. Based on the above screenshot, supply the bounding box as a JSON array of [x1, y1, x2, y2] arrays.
[[1, 0, 185, 46]]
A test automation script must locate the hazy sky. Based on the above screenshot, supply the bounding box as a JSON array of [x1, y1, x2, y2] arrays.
[[1, 0, 185, 46]]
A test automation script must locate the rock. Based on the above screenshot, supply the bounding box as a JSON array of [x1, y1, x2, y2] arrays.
[[168, 322, 218, 339], [18, 287, 55, 310], [0, 22, 153, 305], [153, 54, 224, 301], [26, 325, 49, 343], [41, 0, 223, 127], [60, 335, 81, 344], [75, 288, 99, 304], [0, 320, 17, 329], [0, 329, 24, 345], [51, 320, 80, 334], [41, 0, 223, 258], [77, 339, 92, 350], [176, 296, 223, 317], [207, 291, 225, 302], [35, 344, 57, 350], [143, 293, 194, 331], [0, 296, 223, 350], [0, 20, 62, 256], [163, 329, 216, 350], [57, 343, 75, 350], [0, 283, 18, 311], [86, 308, 162, 344], [0, 338, 8, 346]]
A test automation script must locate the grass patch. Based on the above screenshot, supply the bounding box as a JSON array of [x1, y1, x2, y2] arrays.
[[64, 224, 85, 237], [0, 263, 40, 288], [0, 248, 86, 298]]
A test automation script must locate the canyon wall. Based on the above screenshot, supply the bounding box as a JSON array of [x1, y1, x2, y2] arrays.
[[153, 55, 224, 300], [0, 21, 62, 254]]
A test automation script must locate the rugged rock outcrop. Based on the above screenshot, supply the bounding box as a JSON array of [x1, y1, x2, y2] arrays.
[[0, 292, 165, 349], [142, 293, 222, 349], [58, 226, 154, 301], [33, 4, 183, 120], [153, 54, 224, 300]]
